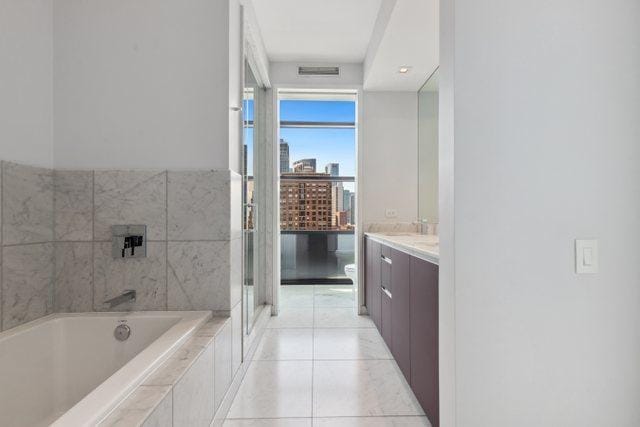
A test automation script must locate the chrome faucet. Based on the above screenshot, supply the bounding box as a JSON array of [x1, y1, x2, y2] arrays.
[[414, 219, 430, 235], [103, 290, 136, 309]]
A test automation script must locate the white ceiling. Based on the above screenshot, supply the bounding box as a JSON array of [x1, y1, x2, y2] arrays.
[[250, 0, 382, 63], [363, 0, 440, 91]]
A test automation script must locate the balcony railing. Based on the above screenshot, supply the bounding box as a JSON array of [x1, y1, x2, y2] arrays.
[[281, 230, 354, 284]]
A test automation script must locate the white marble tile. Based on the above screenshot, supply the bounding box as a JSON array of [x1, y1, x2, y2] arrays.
[[229, 171, 242, 241], [141, 388, 173, 427], [93, 242, 166, 311], [280, 286, 314, 308], [2, 243, 54, 330], [167, 241, 230, 311], [254, 328, 313, 361], [230, 237, 242, 307], [314, 285, 355, 308], [313, 308, 374, 329], [227, 361, 312, 419], [54, 242, 93, 312], [144, 336, 212, 386], [267, 308, 314, 329], [54, 170, 93, 241], [215, 319, 233, 411], [313, 417, 431, 427], [313, 328, 392, 360], [231, 302, 242, 374], [196, 317, 230, 337], [224, 419, 312, 427], [98, 385, 172, 427], [167, 170, 230, 241], [94, 170, 166, 241], [313, 360, 424, 417], [174, 340, 215, 427], [2, 161, 53, 245]]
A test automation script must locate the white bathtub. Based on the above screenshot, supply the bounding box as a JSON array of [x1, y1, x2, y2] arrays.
[[0, 311, 210, 427]]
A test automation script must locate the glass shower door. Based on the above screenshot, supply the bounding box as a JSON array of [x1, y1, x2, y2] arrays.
[[243, 61, 258, 333]]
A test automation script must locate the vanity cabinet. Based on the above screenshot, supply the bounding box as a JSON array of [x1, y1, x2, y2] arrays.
[[390, 248, 411, 382], [410, 256, 439, 426], [380, 287, 393, 348], [364, 235, 439, 427], [365, 238, 381, 329]]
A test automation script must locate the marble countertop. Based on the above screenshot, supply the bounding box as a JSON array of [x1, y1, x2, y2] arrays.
[[365, 232, 439, 265]]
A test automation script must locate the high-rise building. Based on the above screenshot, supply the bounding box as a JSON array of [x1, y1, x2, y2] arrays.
[[325, 163, 339, 176], [343, 189, 351, 212], [292, 158, 317, 173], [280, 172, 333, 230], [279, 139, 290, 173], [336, 211, 349, 228], [331, 182, 344, 227], [349, 193, 356, 224]]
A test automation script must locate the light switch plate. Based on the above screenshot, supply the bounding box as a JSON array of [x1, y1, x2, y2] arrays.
[[575, 239, 598, 274]]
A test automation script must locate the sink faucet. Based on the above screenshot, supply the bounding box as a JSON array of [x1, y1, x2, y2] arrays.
[[103, 290, 136, 309], [414, 219, 430, 235]]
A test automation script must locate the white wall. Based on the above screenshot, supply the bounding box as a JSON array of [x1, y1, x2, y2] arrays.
[[361, 91, 418, 225], [442, 0, 640, 425], [0, 0, 53, 167], [53, 0, 240, 170]]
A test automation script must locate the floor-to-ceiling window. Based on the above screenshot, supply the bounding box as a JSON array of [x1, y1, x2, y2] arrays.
[[278, 90, 357, 285]]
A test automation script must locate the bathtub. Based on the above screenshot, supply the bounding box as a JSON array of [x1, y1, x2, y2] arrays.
[[0, 311, 211, 427]]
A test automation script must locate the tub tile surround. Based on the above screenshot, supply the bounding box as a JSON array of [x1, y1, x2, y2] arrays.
[[2, 243, 54, 330], [0, 160, 242, 331], [98, 385, 173, 427], [167, 170, 231, 241], [0, 161, 55, 330], [94, 170, 167, 241], [100, 318, 232, 427], [2, 161, 54, 245], [54, 170, 93, 241], [54, 242, 93, 312], [167, 241, 232, 311], [94, 241, 168, 311]]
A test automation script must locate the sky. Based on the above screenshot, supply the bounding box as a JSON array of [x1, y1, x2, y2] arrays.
[[244, 100, 356, 191]]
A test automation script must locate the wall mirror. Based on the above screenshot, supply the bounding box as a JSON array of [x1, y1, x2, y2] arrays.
[[418, 68, 439, 223]]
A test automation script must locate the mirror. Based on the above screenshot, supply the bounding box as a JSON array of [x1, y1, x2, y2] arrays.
[[418, 68, 439, 223]]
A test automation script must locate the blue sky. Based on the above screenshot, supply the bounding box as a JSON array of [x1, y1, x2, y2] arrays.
[[244, 100, 356, 185]]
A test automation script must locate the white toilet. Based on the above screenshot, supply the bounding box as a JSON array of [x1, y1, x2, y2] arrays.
[[345, 263, 357, 285]]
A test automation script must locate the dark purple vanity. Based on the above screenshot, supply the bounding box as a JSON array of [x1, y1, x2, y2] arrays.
[[365, 235, 439, 427]]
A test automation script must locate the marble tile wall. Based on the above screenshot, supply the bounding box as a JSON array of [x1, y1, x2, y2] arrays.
[[0, 160, 242, 332], [54, 168, 242, 315], [0, 161, 55, 331]]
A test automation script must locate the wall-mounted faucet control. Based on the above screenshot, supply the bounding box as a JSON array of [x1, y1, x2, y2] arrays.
[[112, 225, 146, 258]]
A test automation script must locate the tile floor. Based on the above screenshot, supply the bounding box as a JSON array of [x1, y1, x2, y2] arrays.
[[224, 285, 431, 427]]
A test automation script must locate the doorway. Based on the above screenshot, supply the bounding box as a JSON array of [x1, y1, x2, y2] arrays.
[[276, 89, 359, 315]]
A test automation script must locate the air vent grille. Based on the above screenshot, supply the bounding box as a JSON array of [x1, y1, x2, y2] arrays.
[[297, 66, 340, 76]]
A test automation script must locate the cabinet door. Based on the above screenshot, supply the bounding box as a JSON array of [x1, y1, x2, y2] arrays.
[[390, 248, 411, 382], [365, 238, 381, 329], [380, 287, 392, 349], [410, 257, 439, 427]]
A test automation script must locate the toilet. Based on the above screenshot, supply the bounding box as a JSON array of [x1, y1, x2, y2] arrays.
[[345, 263, 357, 285]]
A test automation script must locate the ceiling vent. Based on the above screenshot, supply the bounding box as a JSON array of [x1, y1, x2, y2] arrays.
[[297, 66, 340, 77]]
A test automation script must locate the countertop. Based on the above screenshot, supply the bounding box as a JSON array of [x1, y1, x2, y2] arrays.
[[365, 232, 439, 265]]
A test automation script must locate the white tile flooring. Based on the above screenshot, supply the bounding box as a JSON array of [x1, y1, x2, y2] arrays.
[[224, 285, 431, 427]]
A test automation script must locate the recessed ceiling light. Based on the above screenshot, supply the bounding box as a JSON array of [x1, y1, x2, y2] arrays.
[[398, 66, 411, 74]]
